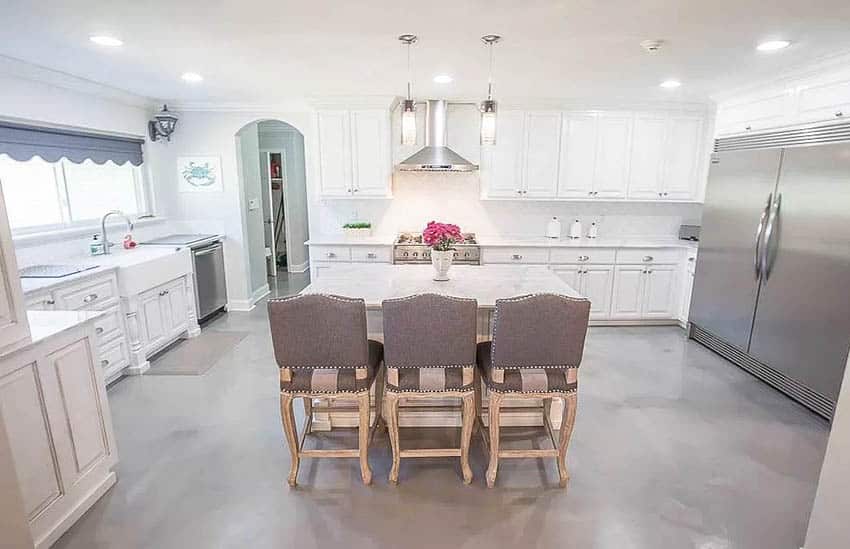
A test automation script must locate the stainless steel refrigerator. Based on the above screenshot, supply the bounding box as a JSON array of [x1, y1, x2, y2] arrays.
[[689, 122, 850, 419]]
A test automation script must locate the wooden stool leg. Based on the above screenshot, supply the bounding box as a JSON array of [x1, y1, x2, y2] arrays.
[[473, 369, 483, 433], [460, 392, 475, 484], [303, 397, 313, 434], [486, 392, 503, 488], [372, 366, 385, 436], [385, 391, 401, 484], [357, 392, 373, 485], [280, 393, 299, 487], [557, 393, 578, 488]]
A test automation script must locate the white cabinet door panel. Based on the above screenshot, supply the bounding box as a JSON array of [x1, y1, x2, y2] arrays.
[[643, 265, 678, 319], [551, 266, 580, 290], [484, 111, 525, 198], [350, 110, 389, 196], [558, 114, 597, 198], [628, 116, 666, 199], [593, 114, 631, 198], [162, 280, 189, 337], [583, 266, 614, 319], [663, 116, 703, 199], [716, 93, 787, 135], [317, 111, 352, 196], [796, 77, 850, 123], [139, 289, 167, 353], [523, 112, 561, 198], [611, 266, 644, 319]]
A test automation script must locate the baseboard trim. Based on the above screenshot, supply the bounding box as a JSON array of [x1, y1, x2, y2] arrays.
[[288, 261, 309, 273], [228, 284, 271, 312]]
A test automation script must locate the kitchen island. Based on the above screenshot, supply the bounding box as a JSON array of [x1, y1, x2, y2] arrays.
[[300, 264, 582, 430]]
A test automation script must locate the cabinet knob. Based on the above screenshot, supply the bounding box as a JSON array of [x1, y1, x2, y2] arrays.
[[836, 111, 844, 118], [83, 293, 98, 303], [367, 253, 376, 259], [745, 125, 752, 131], [327, 252, 336, 258], [688, 257, 695, 262], [579, 255, 589, 262], [101, 359, 109, 367], [511, 254, 523, 260], [96, 327, 104, 335], [517, 190, 523, 195], [643, 256, 653, 262], [353, 188, 359, 193], [45, 298, 55, 305]]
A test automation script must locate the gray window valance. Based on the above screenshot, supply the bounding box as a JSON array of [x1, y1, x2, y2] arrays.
[[0, 121, 144, 166]]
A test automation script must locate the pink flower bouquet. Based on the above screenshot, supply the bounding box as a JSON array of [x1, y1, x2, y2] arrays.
[[422, 221, 464, 252]]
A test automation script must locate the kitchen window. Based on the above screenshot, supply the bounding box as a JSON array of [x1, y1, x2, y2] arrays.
[[0, 154, 150, 233]]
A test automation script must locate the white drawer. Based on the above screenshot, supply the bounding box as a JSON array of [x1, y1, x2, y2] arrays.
[[25, 291, 56, 310], [93, 306, 124, 345], [616, 248, 682, 265], [309, 246, 352, 262], [482, 247, 550, 264], [54, 274, 118, 310], [99, 338, 128, 372], [550, 248, 616, 264], [351, 246, 391, 263]]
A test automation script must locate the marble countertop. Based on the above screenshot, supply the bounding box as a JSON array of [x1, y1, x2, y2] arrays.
[[28, 310, 108, 345], [20, 246, 187, 296], [305, 234, 697, 249], [300, 264, 581, 308]]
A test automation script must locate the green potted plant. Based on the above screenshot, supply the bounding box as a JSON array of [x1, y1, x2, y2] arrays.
[[343, 221, 372, 238]]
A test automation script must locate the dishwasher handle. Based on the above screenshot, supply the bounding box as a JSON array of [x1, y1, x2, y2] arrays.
[[193, 243, 223, 257]]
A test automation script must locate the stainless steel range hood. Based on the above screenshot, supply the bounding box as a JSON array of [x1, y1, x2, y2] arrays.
[[397, 100, 478, 172]]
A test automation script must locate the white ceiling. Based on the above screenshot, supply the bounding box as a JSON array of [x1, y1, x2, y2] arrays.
[[1, 0, 850, 105]]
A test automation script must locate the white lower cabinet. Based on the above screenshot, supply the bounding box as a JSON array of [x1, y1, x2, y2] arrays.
[[136, 277, 191, 358], [309, 244, 392, 278], [0, 322, 116, 549], [611, 264, 678, 320], [552, 265, 614, 319]]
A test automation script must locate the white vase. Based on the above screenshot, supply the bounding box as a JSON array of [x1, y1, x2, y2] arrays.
[[431, 249, 454, 281]]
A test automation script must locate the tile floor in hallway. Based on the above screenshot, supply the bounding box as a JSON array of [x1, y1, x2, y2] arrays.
[[53, 272, 829, 549]]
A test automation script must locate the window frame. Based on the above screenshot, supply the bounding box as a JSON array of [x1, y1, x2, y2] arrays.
[[0, 155, 153, 237]]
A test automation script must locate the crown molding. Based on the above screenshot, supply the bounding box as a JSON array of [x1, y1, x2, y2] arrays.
[[711, 49, 850, 103], [169, 100, 313, 113], [0, 55, 159, 110]]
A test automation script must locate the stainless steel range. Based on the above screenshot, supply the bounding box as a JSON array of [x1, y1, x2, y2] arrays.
[[393, 232, 480, 265]]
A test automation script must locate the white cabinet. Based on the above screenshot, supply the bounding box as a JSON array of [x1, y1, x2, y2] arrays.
[[679, 250, 697, 324], [796, 77, 850, 124], [611, 263, 678, 320], [481, 111, 560, 198], [553, 265, 614, 319], [137, 277, 189, 357], [0, 322, 116, 549], [558, 112, 631, 199], [308, 244, 392, 278], [317, 109, 391, 198], [0, 185, 29, 352], [715, 93, 789, 135], [627, 114, 703, 200]]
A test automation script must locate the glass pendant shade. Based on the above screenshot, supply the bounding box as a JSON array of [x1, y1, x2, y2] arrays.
[[401, 99, 416, 146], [480, 99, 497, 145]]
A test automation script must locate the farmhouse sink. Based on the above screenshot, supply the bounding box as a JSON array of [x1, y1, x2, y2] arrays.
[[92, 247, 193, 296]]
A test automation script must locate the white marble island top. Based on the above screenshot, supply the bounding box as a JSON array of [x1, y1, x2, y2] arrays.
[[300, 264, 581, 308]]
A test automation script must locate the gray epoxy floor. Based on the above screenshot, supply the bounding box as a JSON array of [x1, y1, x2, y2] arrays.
[[54, 272, 829, 549]]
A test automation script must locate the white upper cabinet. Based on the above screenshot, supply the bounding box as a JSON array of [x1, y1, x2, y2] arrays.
[[627, 115, 667, 199], [523, 112, 561, 198], [557, 113, 597, 198], [0, 185, 29, 352], [316, 109, 391, 198], [592, 113, 631, 198], [715, 93, 788, 135], [796, 77, 850, 124], [482, 111, 525, 198], [663, 116, 703, 200]]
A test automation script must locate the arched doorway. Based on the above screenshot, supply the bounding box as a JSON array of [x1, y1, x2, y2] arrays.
[[235, 119, 309, 299]]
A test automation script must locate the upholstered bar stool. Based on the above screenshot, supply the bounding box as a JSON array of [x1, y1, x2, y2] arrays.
[[382, 294, 478, 484], [268, 294, 384, 486], [477, 293, 590, 488]]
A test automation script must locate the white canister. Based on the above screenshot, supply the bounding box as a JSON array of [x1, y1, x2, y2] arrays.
[[545, 217, 561, 239], [568, 219, 582, 239], [587, 222, 599, 239]]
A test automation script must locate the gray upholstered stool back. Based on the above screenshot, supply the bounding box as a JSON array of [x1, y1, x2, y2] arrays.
[[382, 294, 477, 368], [268, 294, 369, 369], [491, 294, 590, 370]]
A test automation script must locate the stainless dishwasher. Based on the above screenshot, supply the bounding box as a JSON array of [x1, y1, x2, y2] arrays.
[[193, 241, 228, 321]]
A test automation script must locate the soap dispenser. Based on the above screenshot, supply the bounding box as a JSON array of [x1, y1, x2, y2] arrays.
[[545, 217, 561, 239], [568, 219, 582, 239]]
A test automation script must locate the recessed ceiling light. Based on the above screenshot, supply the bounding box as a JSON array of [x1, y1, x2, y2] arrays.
[[181, 72, 203, 83], [757, 40, 791, 52], [660, 79, 681, 89], [433, 74, 453, 84], [89, 35, 123, 47]]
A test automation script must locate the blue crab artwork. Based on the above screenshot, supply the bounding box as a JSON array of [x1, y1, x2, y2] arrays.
[[181, 161, 217, 187]]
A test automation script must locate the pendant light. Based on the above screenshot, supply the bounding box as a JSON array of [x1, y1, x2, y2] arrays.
[[480, 34, 501, 145], [398, 34, 418, 146]]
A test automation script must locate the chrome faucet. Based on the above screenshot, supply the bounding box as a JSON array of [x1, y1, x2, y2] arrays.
[[100, 210, 134, 255]]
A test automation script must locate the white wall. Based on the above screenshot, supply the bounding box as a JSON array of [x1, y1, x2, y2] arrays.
[[805, 354, 850, 549], [236, 123, 267, 296]]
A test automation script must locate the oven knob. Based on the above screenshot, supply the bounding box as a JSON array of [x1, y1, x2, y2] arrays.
[[413, 252, 418, 257], [464, 252, 470, 257], [403, 252, 409, 257]]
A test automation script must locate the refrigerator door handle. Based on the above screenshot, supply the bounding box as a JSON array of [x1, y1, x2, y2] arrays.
[[761, 193, 782, 280], [754, 192, 772, 279]]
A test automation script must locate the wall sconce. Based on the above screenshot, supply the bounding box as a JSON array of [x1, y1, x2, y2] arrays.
[[148, 104, 179, 142]]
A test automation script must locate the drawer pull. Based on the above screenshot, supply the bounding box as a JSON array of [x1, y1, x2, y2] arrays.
[[95, 327, 104, 335], [159, 290, 170, 297], [83, 293, 99, 303], [688, 257, 695, 262], [836, 111, 844, 118], [578, 255, 589, 262], [101, 359, 109, 367], [642, 255, 654, 262], [326, 252, 337, 258], [367, 253, 376, 259], [511, 254, 523, 260]]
